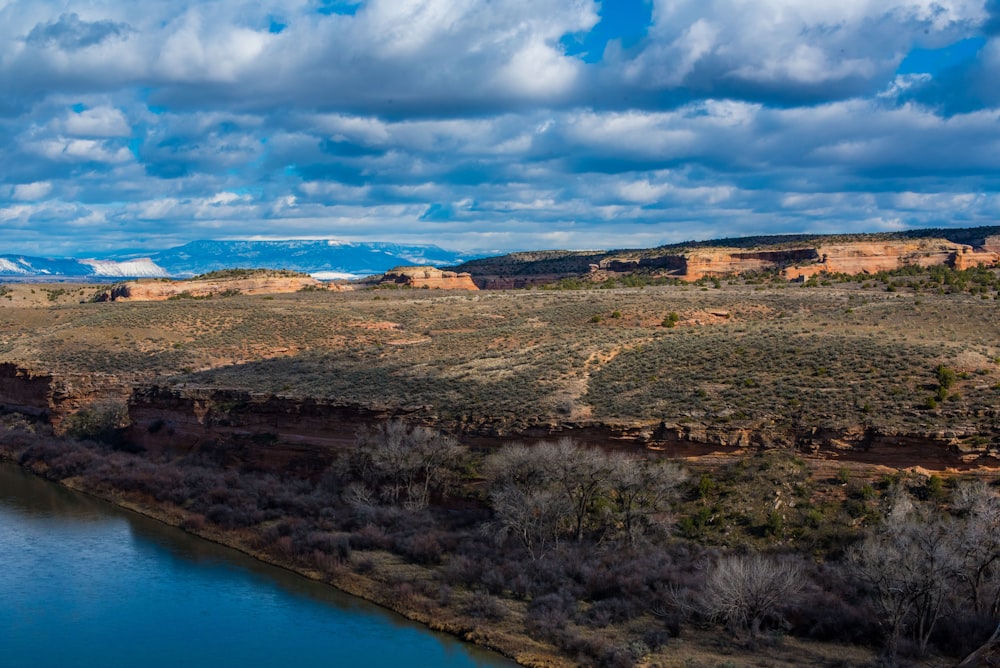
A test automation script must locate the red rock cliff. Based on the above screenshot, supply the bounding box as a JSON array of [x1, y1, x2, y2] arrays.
[[783, 239, 997, 279], [380, 267, 478, 290]]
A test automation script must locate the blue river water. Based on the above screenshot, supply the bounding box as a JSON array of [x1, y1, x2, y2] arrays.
[[0, 463, 517, 668]]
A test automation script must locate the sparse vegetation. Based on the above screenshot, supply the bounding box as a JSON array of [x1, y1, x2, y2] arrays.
[[191, 268, 308, 280]]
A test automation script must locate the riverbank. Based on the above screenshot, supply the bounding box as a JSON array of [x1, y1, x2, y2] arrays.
[[0, 460, 517, 668], [2, 412, 955, 668], [0, 420, 569, 667]]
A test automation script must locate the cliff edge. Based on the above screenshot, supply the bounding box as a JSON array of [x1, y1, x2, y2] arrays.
[[95, 274, 324, 301]]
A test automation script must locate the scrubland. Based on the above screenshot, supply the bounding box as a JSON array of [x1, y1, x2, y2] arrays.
[[3, 269, 1000, 442]]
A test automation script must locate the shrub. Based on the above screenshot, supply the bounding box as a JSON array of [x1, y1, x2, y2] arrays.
[[936, 365, 957, 389], [62, 401, 131, 445]]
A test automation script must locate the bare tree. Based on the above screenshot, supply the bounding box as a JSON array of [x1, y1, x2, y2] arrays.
[[545, 438, 615, 542], [701, 552, 803, 639], [486, 485, 572, 560], [345, 420, 466, 510], [848, 496, 960, 662], [485, 439, 614, 543], [482, 441, 554, 492], [608, 453, 687, 545], [953, 481, 1000, 618], [485, 439, 688, 551]]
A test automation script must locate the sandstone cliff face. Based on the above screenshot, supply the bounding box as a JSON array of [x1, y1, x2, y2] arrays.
[[782, 239, 995, 279], [380, 267, 478, 290], [953, 247, 1000, 271], [681, 249, 819, 281], [125, 386, 429, 473], [96, 276, 324, 301], [681, 240, 1000, 282], [0, 364, 131, 432], [0, 364, 53, 418], [469, 238, 1000, 287]]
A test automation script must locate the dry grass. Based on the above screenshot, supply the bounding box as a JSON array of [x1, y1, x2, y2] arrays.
[[1, 279, 999, 442]]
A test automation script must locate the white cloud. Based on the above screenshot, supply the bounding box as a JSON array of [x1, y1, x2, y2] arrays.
[[0, 0, 997, 256], [61, 106, 131, 137], [12, 181, 52, 200], [30, 137, 132, 163], [494, 38, 583, 97]]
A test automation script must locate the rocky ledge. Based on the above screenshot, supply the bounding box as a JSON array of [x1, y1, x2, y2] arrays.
[[94, 275, 325, 301], [379, 266, 478, 290], [1, 364, 996, 474]]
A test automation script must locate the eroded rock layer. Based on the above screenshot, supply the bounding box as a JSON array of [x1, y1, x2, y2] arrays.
[[95, 276, 324, 301], [380, 266, 478, 290], [0, 364, 995, 472]]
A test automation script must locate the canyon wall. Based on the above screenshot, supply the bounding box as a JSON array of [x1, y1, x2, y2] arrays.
[[0, 363, 132, 430], [782, 239, 984, 280], [468, 238, 1000, 286], [95, 275, 324, 301], [680, 248, 819, 281], [0, 364, 996, 471], [684, 239, 1000, 282]]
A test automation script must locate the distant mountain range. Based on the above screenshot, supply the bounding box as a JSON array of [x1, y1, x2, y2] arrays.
[[0, 240, 479, 280]]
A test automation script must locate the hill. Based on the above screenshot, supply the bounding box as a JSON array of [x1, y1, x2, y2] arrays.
[[452, 226, 1000, 287]]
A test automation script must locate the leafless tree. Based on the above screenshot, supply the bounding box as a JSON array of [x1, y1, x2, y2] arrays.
[[544, 438, 615, 542], [485, 439, 614, 543], [608, 453, 687, 545], [848, 495, 960, 662], [485, 485, 572, 560], [485, 439, 689, 552], [952, 481, 1000, 618], [700, 552, 803, 639], [482, 441, 555, 492], [345, 420, 466, 510]]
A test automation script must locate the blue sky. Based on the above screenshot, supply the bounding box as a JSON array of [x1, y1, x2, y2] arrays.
[[1, 0, 1000, 256]]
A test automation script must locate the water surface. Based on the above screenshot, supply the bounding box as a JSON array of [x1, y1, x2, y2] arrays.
[[0, 462, 516, 668]]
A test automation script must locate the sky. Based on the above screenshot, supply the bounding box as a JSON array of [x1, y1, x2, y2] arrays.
[[2, 0, 1000, 256]]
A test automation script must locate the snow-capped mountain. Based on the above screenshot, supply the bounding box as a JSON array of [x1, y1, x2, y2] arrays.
[[79, 259, 168, 278], [0, 255, 168, 278], [112, 240, 477, 278], [0, 240, 478, 280]]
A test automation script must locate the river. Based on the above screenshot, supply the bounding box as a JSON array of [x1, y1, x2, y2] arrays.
[[0, 463, 517, 668]]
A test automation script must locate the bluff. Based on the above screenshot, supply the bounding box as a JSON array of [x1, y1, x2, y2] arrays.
[[94, 275, 324, 301], [454, 231, 1000, 287], [783, 239, 1000, 280], [0, 363, 995, 473], [379, 266, 478, 290]]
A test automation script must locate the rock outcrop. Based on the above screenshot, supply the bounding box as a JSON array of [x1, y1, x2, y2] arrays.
[[380, 266, 478, 290], [1, 362, 997, 470], [782, 239, 980, 280], [668, 240, 999, 282], [458, 232, 1000, 287], [95, 275, 324, 301], [679, 249, 819, 281], [953, 246, 1000, 271]]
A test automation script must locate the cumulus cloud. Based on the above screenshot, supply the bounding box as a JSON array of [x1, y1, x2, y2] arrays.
[[60, 106, 131, 137], [0, 0, 998, 255], [11, 181, 52, 201], [614, 0, 989, 104], [25, 12, 133, 50]]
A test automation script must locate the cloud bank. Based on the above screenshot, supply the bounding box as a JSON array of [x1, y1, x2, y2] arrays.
[[1, 0, 998, 255]]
